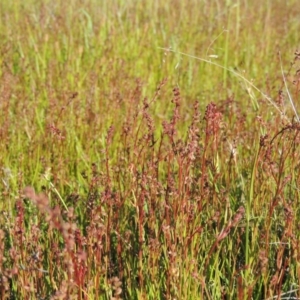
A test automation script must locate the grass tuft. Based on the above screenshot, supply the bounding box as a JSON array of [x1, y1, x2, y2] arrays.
[[1, 0, 300, 299]]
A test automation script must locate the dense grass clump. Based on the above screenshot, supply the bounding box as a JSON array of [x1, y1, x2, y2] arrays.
[[0, 0, 300, 299]]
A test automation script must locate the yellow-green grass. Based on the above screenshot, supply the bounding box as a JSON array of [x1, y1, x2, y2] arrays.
[[0, 0, 300, 299]]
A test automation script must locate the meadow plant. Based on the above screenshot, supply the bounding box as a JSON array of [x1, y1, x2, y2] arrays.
[[1, 0, 300, 299]]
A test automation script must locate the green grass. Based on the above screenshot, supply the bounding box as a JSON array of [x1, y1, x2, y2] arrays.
[[0, 0, 300, 299]]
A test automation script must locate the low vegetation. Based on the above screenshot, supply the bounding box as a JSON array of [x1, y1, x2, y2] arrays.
[[0, 0, 300, 299]]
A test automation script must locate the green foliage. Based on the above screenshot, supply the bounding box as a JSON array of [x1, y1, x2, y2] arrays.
[[0, 0, 300, 299]]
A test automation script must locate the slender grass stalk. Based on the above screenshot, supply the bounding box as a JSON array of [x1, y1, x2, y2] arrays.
[[279, 51, 300, 122], [43, 173, 69, 212], [158, 47, 289, 121], [245, 143, 260, 290]]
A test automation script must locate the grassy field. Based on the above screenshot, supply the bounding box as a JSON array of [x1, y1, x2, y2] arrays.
[[0, 0, 300, 299]]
